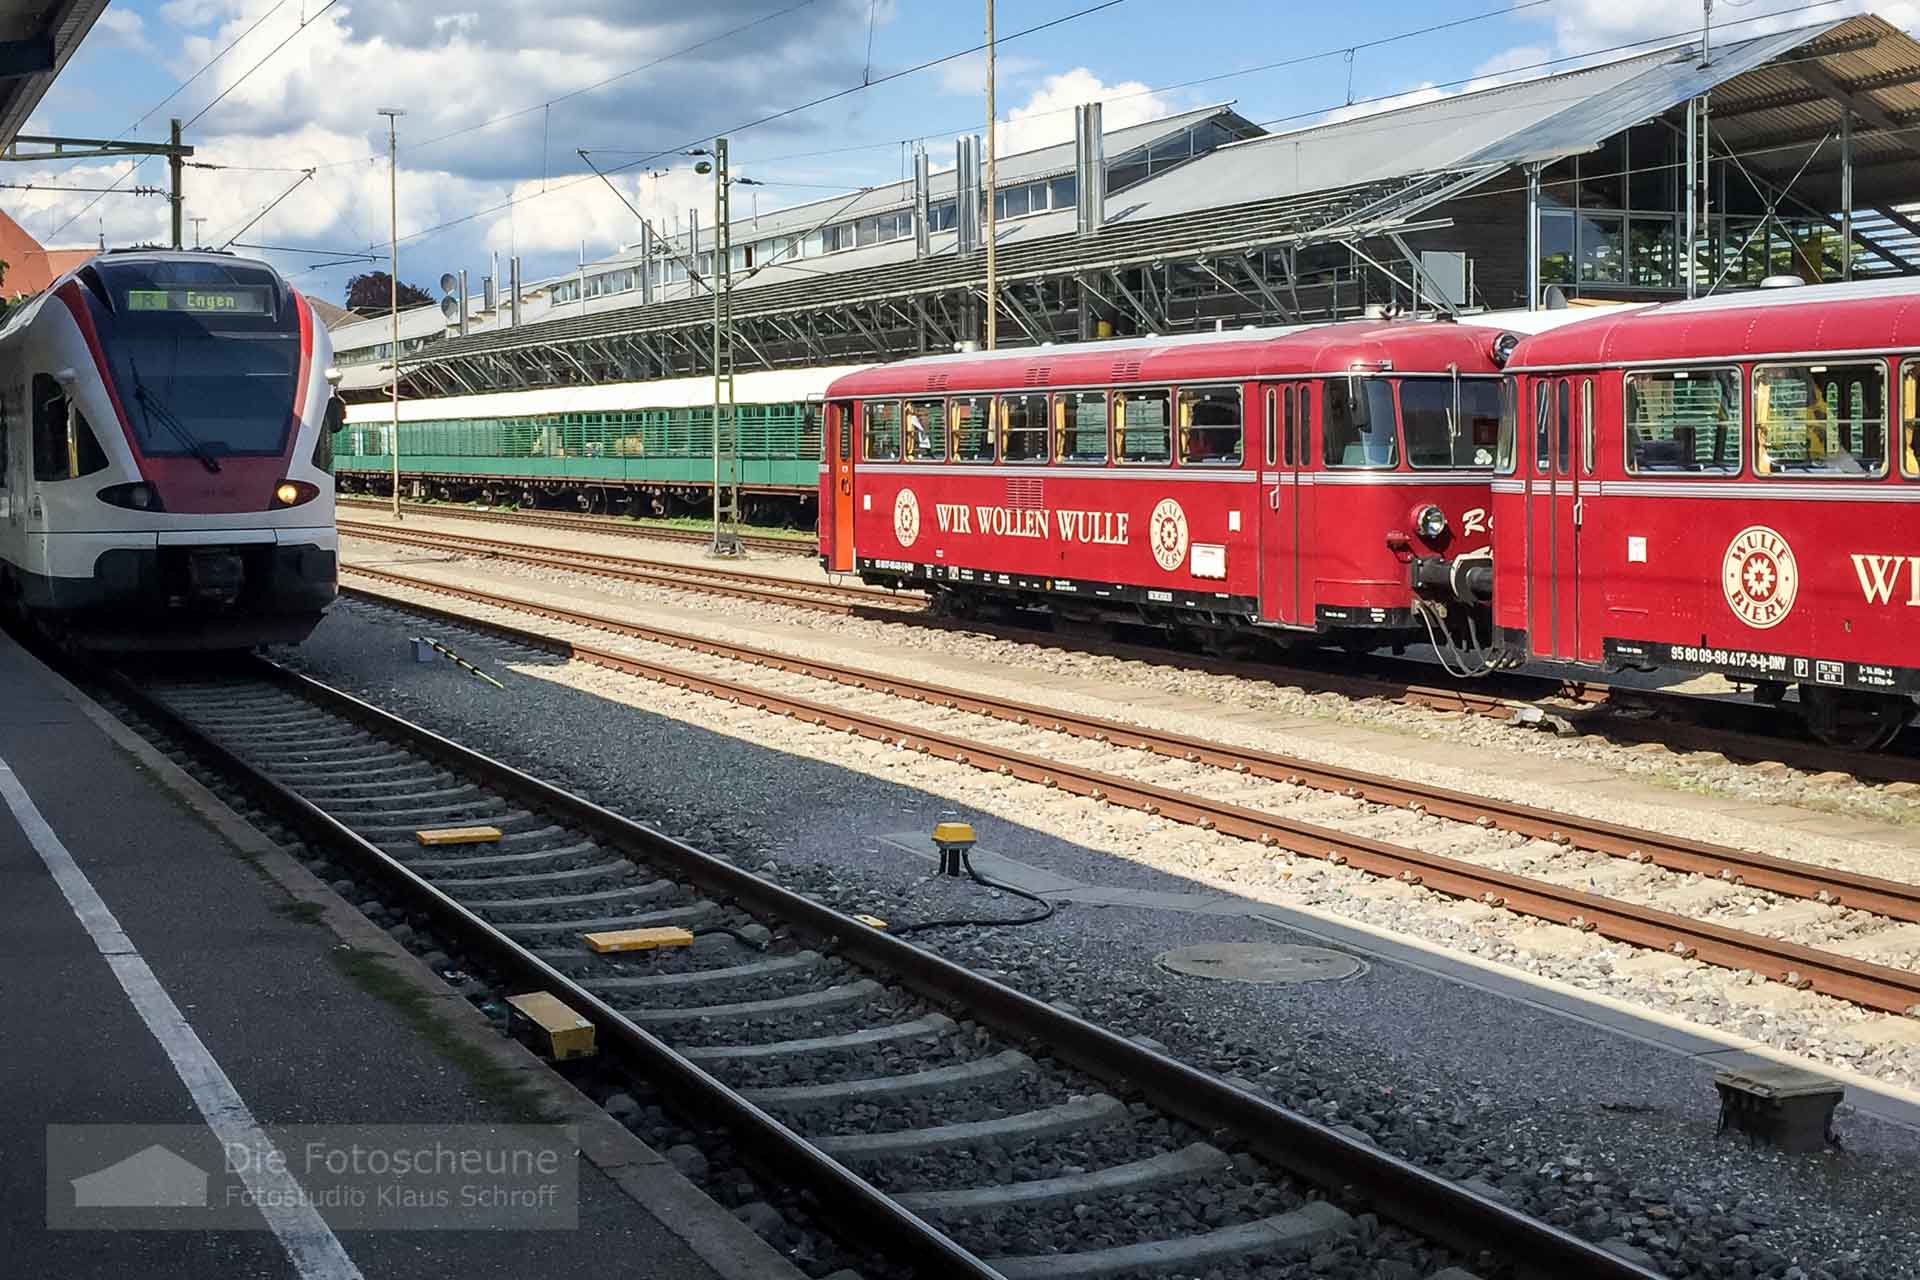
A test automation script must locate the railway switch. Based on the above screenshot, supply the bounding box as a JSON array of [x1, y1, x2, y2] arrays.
[[1714, 1065, 1842, 1153], [584, 926, 696, 953], [505, 992, 597, 1062], [932, 821, 976, 877]]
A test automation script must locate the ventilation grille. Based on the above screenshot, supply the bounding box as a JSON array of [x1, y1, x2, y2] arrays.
[[1110, 358, 1142, 381], [926, 373, 950, 392], [1004, 477, 1045, 509], [1022, 365, 1052, 386]]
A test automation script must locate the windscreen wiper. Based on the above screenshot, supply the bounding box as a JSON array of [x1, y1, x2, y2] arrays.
[[129, 357, 221, 473]]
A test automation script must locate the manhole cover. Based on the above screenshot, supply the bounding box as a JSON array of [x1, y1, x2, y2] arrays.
[[1155, 942, 1364, 985]]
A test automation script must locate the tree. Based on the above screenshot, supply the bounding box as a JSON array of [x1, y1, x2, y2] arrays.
[[345, 271, 432, 312]]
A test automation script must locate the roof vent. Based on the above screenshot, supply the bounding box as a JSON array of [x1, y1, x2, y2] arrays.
[[1022, 365, 1052, 385], [1111, 358, 1142, 381], [1760, 274, 1806, 289]]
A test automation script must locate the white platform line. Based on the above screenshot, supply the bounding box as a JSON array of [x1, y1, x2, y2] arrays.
[[0, 755, 362, 1280]]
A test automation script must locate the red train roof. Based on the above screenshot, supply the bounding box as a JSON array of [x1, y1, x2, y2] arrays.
[[1508, 278, 1920, 370], [825, 319, 1514, 398]]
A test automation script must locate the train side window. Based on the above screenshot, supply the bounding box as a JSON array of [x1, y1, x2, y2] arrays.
[[905, 398, 947, 461], [1323, 377, 1397, 469], [1494, 377, 1517, 474], [1752, 361, 1887, 478], [1534, 381, 1550, 473], [1057, 391, 1109, 463], [1114, 389, 1172, 463], [1178, 386, 1243, 465], [1581, 378, 1595, 475], [1624, 368, 1741, 473], [1281, 387, 1295, 467], [951, 396, 996, 462], [1901, 359, 1920, 478], [1000, 393, 1049, 463], [1264, 389, 1277, 468], [862, 400, 901, 461], [1556, 378, 1570, 475]]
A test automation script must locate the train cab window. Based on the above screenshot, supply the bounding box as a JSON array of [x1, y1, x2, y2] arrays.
[[1494, 377, 1518, 474], [862, 400, 901, 461], [1001, 394, 1049, 463], [1402, 378, 1501, 468], [1178, 387, 1243, 464], [1901, 360, 1920, 478], [1323, 377, 1396, 469], [32, 373, 108, 482], [1057, 391, 1109, 463], [1581, 378, 1595, 475], [1556, 379, 1571, 475], [1624, 368, 1741, 473], [905, 399, 946, 461], [1753, 362, 1887, 477], [1533, 381, 1551, 473], [1115, 389, 1172, 463], [951, 396, 996, 462]]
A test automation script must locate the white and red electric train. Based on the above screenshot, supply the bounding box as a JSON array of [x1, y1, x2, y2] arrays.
[[0, 250, 342, 649]]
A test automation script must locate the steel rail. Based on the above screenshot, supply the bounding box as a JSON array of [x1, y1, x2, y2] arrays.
[[336, 496, 809, 555], [342, 566, 1920, 927], [107, 656, 1658, 1280], [338, 522, 913, 615], [340, 571, 1920, 1017]]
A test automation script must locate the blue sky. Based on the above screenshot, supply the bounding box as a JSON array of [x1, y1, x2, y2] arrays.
[[12, 0, 1915, 305]]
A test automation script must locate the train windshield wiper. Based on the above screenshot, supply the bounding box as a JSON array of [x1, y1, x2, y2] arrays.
[[129, 357, 221, 473]]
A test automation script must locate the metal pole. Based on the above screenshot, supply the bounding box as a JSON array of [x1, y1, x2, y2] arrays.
[[984, 0, 998, 350], [1685, 97, 1699, 299], [379, 108, 405, 521], [168, 118, 184, 250], [1525, 163, 1541, 311], [1841, 106, 1853, 282], [709, 138, 740, 557]]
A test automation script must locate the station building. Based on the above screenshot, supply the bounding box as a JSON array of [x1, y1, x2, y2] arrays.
[[335, 13, 1920, 401]]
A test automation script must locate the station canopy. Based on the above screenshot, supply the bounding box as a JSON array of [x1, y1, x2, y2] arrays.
[[0, 0, 108, 148]]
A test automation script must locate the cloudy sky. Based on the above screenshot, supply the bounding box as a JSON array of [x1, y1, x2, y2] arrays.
[[10, 0, 1917, 307]]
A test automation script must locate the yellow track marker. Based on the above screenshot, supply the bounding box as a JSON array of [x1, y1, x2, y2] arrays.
[[416, 825, 503, 846], [584, 926, 696, 953], [853, 914, 889, 929], [505, 992, 596, 1060]]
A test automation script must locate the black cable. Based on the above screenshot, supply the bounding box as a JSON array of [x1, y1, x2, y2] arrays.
[[888, 850, 1056, 936]]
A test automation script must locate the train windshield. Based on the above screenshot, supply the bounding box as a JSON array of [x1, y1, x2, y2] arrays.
[[1401, 378, 1503, 468], [89, 259, 301, 460]]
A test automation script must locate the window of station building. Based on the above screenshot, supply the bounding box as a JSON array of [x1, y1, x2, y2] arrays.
[[1577, 213, 1625, 283], [1051, 175, 1076, 211], [1057, 391, 1109, 463], [1753, 362, 1887, 478], [994, 184, 1030, 220], [1402, 378, 1501, 469], [1001, 393, 1050, 463], [951, 396, 996, 462], [905, 399, 947, 461], [31, 373, 108, 482], [1178, 386, 1243, 465], [1114, 389, 1172, 463], [1629, 217, 1678, 288], [1539, 212, 1575, 286], [929, 200, 959, 233], [1323, 377, 1397, 469], [863, 400, 902, 461], [1624, 368, 1741, 473]]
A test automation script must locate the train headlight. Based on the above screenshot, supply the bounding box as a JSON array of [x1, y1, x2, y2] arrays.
[[271, 480, 320, 509], [97, 482, 164, 511], [1415, 504, 1449, 541]]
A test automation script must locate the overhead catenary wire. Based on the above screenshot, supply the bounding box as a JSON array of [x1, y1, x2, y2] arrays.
[[185, 0, 342, 130]]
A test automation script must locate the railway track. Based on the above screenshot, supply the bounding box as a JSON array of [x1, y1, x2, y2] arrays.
[[96, 655, 1652, 1280], [339, 564, 1920, 1018], [338, 519, 916, 615], [336, 496, 811, 556]]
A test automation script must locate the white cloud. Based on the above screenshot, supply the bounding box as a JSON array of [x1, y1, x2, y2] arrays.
[[93, 9, 154, 54], [1532, 0, 1919, 59], [996, 68, 1183, 155]]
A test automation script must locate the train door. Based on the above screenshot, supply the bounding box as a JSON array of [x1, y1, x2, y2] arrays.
[[1259, 381, 1310, 626], [824, 399, 856, 572], [1525, 377, 1584, 659]]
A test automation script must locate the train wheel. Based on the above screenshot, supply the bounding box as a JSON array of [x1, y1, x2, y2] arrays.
[[1800, 685, 1914, 751]]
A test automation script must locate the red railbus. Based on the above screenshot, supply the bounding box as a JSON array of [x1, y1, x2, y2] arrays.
[[822, 321, 1537, 656], [1489, 278, 1920, 747]]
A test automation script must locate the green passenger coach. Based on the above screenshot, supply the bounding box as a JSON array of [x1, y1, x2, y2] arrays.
[[338, 365, 867, 526]]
